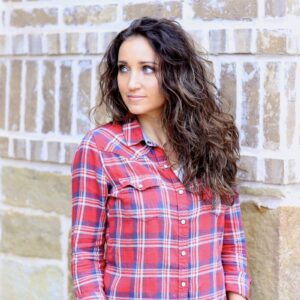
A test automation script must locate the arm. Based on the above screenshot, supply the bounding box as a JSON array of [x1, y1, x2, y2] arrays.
[[71, 133, 108, 300], [221, 194, 251, 300], [227, 292, 247, 300]]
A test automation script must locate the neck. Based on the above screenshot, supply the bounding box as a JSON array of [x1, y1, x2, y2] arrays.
[[137, 114, 167, 147], [137, 114, 179, 169]]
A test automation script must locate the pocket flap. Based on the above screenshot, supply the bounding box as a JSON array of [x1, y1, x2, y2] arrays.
[[119, 176, 161, 191]]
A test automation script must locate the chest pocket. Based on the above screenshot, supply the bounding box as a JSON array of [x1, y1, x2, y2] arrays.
[[112, 176, 163, 220]]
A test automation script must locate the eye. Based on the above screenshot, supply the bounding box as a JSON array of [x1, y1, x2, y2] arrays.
[[118, 64, 128, 73], [143, 65, 155, 74]]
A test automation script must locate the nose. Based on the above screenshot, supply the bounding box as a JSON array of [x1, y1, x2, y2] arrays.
[[128, 71, 142, 90]]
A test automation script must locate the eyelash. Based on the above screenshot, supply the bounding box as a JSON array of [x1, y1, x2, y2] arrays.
[[118, 65, 155, 74]]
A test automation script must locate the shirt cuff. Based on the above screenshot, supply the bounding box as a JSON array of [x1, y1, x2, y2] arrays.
[[225, 271, 251, 300]]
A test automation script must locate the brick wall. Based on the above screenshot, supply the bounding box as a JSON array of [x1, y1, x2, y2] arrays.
[[0, 1, 299, 299]]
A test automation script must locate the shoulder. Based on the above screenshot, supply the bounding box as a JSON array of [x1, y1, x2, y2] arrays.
[[81, 121, 125, 152]]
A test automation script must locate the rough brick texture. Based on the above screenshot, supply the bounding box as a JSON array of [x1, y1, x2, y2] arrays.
[[10, 8, 58, 27], [193, 0, 257, 20], [1, 211, 61, 259], [63, 5, 117, 25], [241, 63, 260, 148], [123, 2, 182, 20]]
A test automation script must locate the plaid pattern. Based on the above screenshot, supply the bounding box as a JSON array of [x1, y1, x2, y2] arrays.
[[71, 118, 251, 300]]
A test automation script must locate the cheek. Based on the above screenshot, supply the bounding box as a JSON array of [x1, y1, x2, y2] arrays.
[[151, 84, 165, 102]]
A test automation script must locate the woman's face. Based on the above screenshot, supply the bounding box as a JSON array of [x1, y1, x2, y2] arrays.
[[117, 35, 166, 120]]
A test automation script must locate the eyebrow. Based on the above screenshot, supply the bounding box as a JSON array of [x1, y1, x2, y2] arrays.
[[117, 60, 158, 65]]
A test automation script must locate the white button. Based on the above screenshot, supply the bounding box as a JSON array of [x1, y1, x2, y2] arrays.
[[138, 184, 143, 189], [181, 219, 186, 224], [181, 281, 186, 287], [181, 250, 186, 256], [163, 164, 169, 169], [178, 189, 184, 195]]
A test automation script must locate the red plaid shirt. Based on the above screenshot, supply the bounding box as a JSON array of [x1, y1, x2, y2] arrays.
[[71, 118, 251, 300]]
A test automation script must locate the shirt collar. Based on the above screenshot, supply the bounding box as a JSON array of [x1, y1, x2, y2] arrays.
[[122, 118, 145, 146], [122, 117, 158, 147]]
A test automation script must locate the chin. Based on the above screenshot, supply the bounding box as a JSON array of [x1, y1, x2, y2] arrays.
[[127, 106, 147, 115]]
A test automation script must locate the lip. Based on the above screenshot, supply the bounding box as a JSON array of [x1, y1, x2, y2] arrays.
[[127, 95, 145, 101], [128, 95, 145, 98]]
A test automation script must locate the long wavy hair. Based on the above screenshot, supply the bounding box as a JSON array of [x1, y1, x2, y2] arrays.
[[92, 17, 240, 205]]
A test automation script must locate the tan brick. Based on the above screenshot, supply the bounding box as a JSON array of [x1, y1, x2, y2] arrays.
[[42, 61, 55, 133], [11, 34, 25, 55], [288, 159, 296, 183], [46, 33, 60, 55], [25, 61, 38, 132], [9, 60, 22, 131], [30, 140, 44, 161], [193, 0, 257, 20], [123, 1, 182, 20], [1, 211, 61, 258], [263, 62, 280, 150], [286, 101, 296, 148], [241, 63, 260, 148], [287, 29, 300, 54], [220, 62, 236, 118], [0, 11, 6, 27], [59, 61, 73, 134], [278, 207, 300, 298], [64, 5, 117, 25], [234, 29, 252, 53], [209, 29, 226, 54], [257, 29, 287, 54], [0, 61, 6, 129], [238, 155, 257, 181], [265, 159, 284, 184], [0, 260, 64, 300], [188, 30, 207, 52], [0, 35, 7, 55], [66, 32, 84, 54], [28, 34, 43, 55], [13, 138, 26, 160], [101, 32, 118, 54], [284, 62, 296, 148], [2, 167, 71, 216], [86, 32, 98, 54], [265, 0, 285, 17], [0, 137, 9, 158], [240, 186, 284, 199], [65, 142, 78, 165], [77, 60, 91, 135], [286, 0, 300, 15], [10, 8, 58, 27], [241, 202, 279, 300], [47, 141, 61, 162]]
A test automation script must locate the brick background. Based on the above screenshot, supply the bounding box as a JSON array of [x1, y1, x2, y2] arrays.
[[0, 1, 299, 299]]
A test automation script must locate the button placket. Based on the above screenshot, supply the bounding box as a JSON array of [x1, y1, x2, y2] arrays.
[[177, 189, 189, 296]]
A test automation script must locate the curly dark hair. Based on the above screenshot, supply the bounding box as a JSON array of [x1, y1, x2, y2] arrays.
[[92, 17, 240, 205]]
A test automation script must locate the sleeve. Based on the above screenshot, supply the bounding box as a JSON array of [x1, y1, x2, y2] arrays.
[[221, 194, 252, 300], [71, 132, 108, 300]]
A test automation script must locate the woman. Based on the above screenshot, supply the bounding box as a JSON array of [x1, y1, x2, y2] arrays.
[[71, 17, 251, 300]]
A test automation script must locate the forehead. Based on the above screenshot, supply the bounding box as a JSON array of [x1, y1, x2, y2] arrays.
[[118, 35, 158, 61]]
